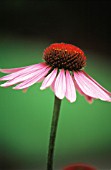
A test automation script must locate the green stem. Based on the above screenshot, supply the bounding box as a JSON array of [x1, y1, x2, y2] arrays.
[[46, 95, 62, 170]]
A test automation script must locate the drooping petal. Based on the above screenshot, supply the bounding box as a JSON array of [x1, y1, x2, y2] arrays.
[[0, 67, 25, 73], [85, 96, 93, 104], [74, 78, 94, 103], [0, 69, 46, 87], [82, 70, 111, 95], [74, 71, 111, 102], [54, 69, 66, 99], [0, 63, 46, 81], [65, 70, 76, 103], [13, 66, 51, 90], [50, 78, 56, 92], [40, 68, 57, 90]]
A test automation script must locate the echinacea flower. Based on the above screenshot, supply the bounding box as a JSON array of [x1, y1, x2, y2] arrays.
[[63, 163, 96, 170], [0, 43, 111, 103], [0, 43, 111, 170]]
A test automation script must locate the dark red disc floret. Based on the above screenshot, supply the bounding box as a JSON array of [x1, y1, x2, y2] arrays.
[[43, 43, 86, 71]]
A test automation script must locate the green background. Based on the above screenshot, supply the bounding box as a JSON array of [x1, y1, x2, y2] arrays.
[[0, 36, 111, 170]]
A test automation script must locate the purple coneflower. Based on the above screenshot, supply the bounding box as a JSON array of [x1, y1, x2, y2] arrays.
[[0, 43, 111, 103], [0, 43, 111, 170]]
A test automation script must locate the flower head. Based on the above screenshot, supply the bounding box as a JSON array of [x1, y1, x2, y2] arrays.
[[0, 43, 111, 103], [63, 163, 96, 170], [44, 43, 86, 71]]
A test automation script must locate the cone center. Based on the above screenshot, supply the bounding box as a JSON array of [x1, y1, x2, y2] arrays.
[[43, 43, 86, 71]]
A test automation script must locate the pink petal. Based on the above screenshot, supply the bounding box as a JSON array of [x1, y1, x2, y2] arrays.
[[13, 67, 51, 90], [85, 96, 93, 104], [0, 69, 46, 87], [40, 68, 57, 90], [50, 78, 56, 92], [74, 71, 111, 102], [74, 79, 94, 103], [0, 63, 46, 81], [0, 67, 25, 73], [54, 69, 66, 99], [82, 70, 111, 95], [65, 70, 76, 103]]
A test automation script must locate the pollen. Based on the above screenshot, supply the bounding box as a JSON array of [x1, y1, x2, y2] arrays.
[[43, 43, 86, 71]]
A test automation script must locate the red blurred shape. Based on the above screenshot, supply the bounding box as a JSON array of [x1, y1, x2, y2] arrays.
[[63, 163, 96, 170]]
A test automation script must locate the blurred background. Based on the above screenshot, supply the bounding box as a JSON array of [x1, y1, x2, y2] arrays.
[[0, 0, 111, 170]]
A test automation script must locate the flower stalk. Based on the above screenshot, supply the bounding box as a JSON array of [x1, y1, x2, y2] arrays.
[[47, 95, 62, 170]]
